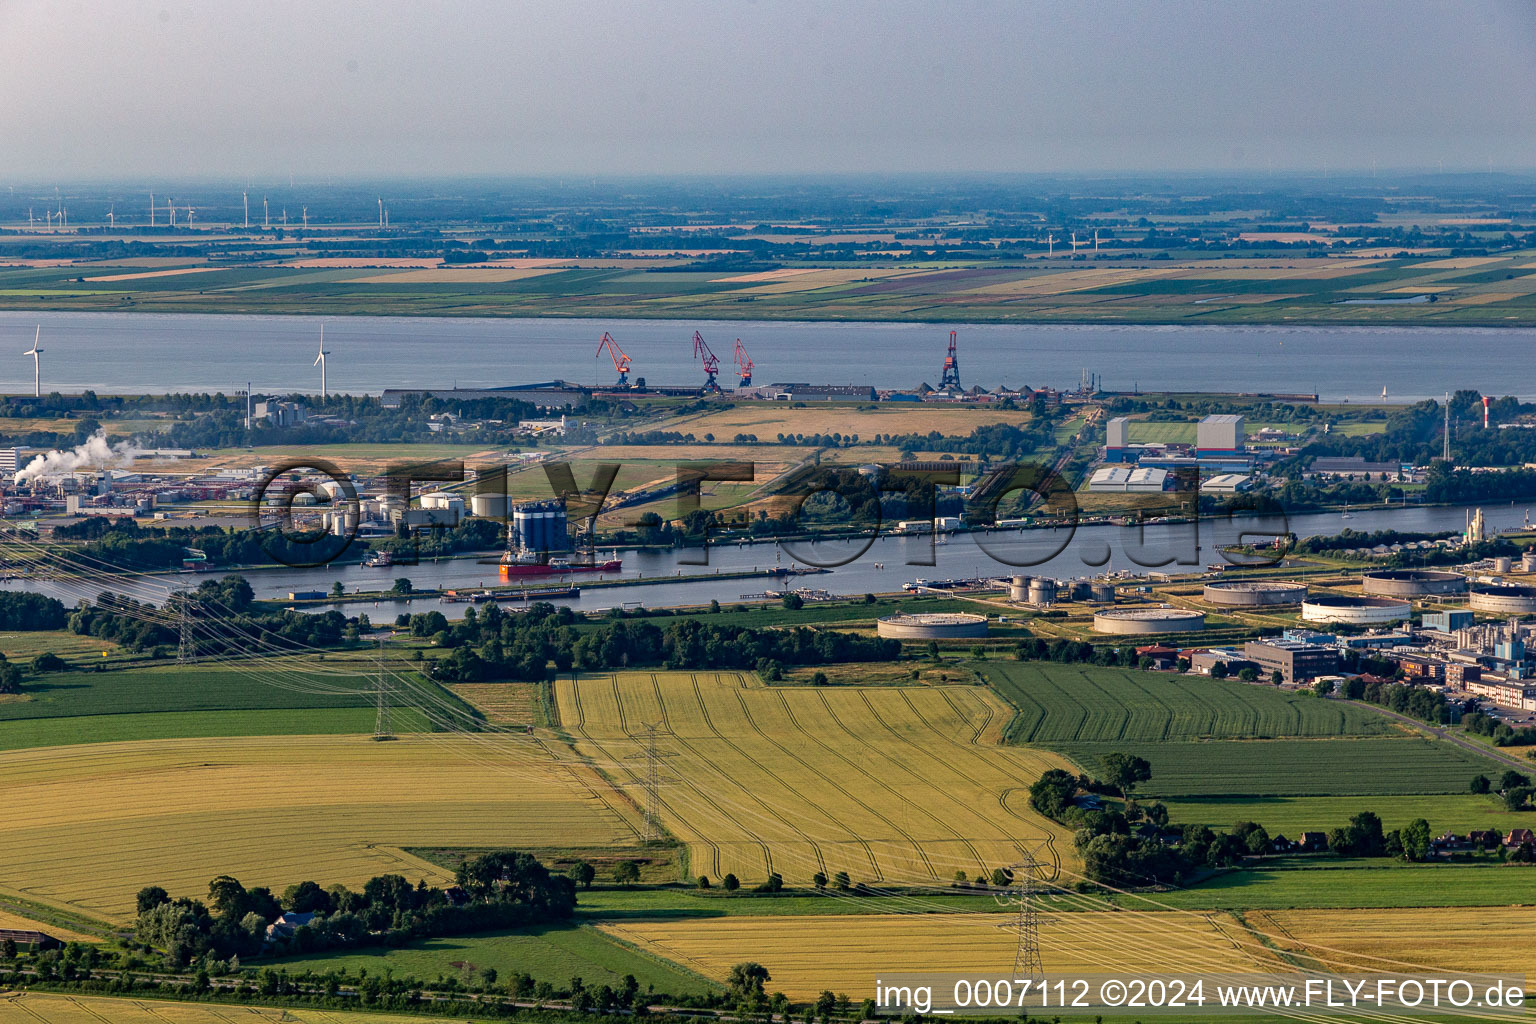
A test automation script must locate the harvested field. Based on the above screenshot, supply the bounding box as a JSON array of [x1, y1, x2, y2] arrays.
[[82, 267, 222, 282], [653, 403, 1032, 439], [346, 268, 562, 284], [0, 908, 98, 943], [601, 911, 1280, 998], [0, 733, 641, 922], [1254, 907, 1535, 974], [449, 681, 539, 725], [0, 992, 487, 1023], [557, 671, 1080, 887]]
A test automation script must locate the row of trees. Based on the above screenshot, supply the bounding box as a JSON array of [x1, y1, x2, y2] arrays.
[[135, 851, 575, 967], [424, 600, 900, 683]]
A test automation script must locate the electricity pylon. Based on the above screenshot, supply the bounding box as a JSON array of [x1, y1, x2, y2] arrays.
[[373, 638, 393, 740], [995, 845, 1053, 981]]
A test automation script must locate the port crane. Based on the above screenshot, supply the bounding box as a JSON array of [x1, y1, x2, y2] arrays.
[[940, 329, 961, 389], [596, 331, 632, 387], [733, 338, 754, 387], [692, 331, 721, 391]]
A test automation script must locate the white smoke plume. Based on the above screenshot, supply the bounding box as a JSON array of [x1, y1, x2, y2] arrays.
[[16, 431, 135, 486]]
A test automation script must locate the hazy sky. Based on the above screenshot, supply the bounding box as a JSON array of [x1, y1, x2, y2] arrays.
[[3, 0, 1534, 178]]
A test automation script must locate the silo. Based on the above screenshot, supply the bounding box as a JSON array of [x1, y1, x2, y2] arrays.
[[1008, 575, 1031, 602], [512, 507, 531, 551], [1028, 578, 1057, 606], [551, 505, 570, 550], [1091, 581, 1117, 603]]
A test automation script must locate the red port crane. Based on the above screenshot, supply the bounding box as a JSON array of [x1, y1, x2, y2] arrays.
[[692, 331, 720, 391], [596, 331, 632, 387], [939, 329, 961, 389], [733, 338, 754, 387]]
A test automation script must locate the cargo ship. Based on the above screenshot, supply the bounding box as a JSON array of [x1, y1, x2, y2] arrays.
[[499, 499, 621, 576]]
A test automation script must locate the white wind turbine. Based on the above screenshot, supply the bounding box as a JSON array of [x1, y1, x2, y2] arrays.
[[314, 326, 330, 396], [1045, 233, 1056, 256], [24, 326, 43, 398]]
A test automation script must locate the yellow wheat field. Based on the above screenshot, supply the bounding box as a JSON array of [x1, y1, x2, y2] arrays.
[[1252, 907, 1536, 975], [0, 733, 641, 923], [601, 911, 1280, 998], [0, 991, 487, 1023], [0, 909, 98, 943], [558, 672, 1080, 887]]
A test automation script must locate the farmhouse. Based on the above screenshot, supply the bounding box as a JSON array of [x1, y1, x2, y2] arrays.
[[1504, 828, 1535, 848], [265, 910, 317, 942]]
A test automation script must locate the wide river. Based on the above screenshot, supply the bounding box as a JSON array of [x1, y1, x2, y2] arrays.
[[5, 501, 1526, 617], [2, 311, 1534, 401]]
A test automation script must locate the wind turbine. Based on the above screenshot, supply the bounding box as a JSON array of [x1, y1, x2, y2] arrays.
[[24, 326, 43, 398], [107, 207, 114, 229], [149, 191, 155, 227], [243, 191, 249, 228], [263, 197, 269, 229], [1045, 233, 1056, 256], [314, 326, 330, 396], [186, 206, 194, 228], [1093, 229, 1101, 252], [302, 206, 308, 229], [1069, 231, 1084, 252]]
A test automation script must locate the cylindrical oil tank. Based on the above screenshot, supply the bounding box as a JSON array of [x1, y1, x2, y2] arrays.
[[1070, 581, 1092, 601], [1008, 575, 1031, 602], [1091, 582, 1117, 603], [1028, 578, 1057, 606], [471, 493, 509, 520], [1523, 549, 1536, 573], [1494, 556, 1513, 573]]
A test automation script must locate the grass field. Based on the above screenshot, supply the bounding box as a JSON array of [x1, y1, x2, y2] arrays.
[[1060, 738, 1496, 797], [651, 403, 1034, 440], [983, 663, 1392, 743], [0, 662, 384, 721], [0, 706, 422, 751], [557, 671, 1080, 887], [1159, 792, 1531, 835], [0, 732, 642, 922], [600, 911, 1282, 999], [275, 922, 716, 995]]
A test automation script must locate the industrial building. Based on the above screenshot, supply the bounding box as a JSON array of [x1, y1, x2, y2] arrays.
[[1196, 414, 1244, 458], [1243, 639, 1340, 683], [380, 381, 592, 409], [1423, 609, 1476, 632], [768, 383, 879, 402], [1201, 473, 1253, 494], [1088, 466, 1168, 492], [1104, 417, 1132, 462]]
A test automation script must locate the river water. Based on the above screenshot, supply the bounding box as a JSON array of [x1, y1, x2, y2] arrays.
[[2, 311, 1533, 401], [6, 501, 1524, 617]]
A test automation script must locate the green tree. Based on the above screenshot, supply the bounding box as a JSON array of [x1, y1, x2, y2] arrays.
[[1505, 786, 1533, 812], [1101, 752, 1153, 795], [1400, 818, 1432, 861], [1471, 774, 1491, 794], [1271, 670, 1285, 685], [391, 577, 413, 596], [330, 581, 345, 599], [722, 873, 740, 892], [696, 874, 711, 889], [612, 861, 641, 886], [831, 871, 851, 892], [569, 861, 596, 889], [1499, 770, 1531, 792], [812, 871, 828, 889], [727, 962, 771, 1002], [781, 593, 803, 611]]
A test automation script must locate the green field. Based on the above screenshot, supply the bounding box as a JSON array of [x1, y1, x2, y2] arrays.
[[1061, 737, 1497, 797], [273, 923, 716, 995], [1120, 862, 1536, 911], [0, 662, 381, 720], [984, 662, 1391, 744], [1159, 792, 1530, 835], [0, 707, 425, 751]]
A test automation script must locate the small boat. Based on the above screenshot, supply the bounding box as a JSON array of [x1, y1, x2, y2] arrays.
[[363, 550, 395, 567]]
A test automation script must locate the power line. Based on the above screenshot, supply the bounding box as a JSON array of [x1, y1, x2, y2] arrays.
[[177, 598, 191, 664], [995, 846, 1050, 982], [373, 638, 393, 741]]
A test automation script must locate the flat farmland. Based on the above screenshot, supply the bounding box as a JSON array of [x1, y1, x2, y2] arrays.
[[601, 911, 1281, 999], [984, 663, 1390, 744], [275, 923, 715, 996], [652, 403, 1034, 439], [0, 732, 641, 922], [1252, 907, 1536, 974], [1059, 738, 1495, 797], [1159, 792, 1530, 836], [557, 671, 1080, 887], [0, 993, 507, 1024]]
